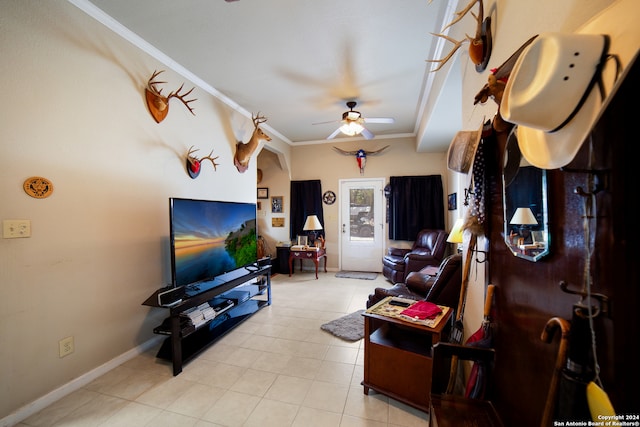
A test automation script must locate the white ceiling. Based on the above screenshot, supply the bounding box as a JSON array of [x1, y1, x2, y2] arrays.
[[76, 0, 465, 152]]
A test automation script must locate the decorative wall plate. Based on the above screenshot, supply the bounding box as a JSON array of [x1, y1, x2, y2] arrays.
[[323, 190, 336, 205], [24, 176, 53, 199]]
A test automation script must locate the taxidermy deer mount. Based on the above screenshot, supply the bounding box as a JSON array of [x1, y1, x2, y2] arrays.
[[186, 146, 219, 179], [234, 113, 271, 173], [427, 0, 492, 72], [145, 70, 197, 123], [333, 146, 389, 175]]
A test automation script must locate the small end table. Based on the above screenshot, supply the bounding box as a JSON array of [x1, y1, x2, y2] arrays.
[[289, 247, 327, 279], [362, 298, 453, 412]]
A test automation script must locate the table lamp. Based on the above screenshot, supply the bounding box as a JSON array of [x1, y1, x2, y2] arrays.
[[447, 218, 464, 253], [303, 215, 323, 245], [510, 207, 537, 243]]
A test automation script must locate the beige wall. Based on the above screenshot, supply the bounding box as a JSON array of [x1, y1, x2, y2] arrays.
[[1, 0, 618, 422], [0, 1, 290, 420], [258, 137, 450, 270]]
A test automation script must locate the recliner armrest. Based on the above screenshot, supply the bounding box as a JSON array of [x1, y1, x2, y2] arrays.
[[387, 247, 410, 257], [405, 271, 436, 295], [405, 251, 436, 262], [404, 254, 438, 275]]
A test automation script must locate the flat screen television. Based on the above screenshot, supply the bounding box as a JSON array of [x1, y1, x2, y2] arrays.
[[169, 197, 258, 288]]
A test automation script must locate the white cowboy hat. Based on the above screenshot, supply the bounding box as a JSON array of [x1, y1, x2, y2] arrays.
[[447, 122, 483, 173], [501, 0, 640, 169], [501, 33, 609, 169]]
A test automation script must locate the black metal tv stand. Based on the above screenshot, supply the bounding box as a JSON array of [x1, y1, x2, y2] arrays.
[[142, 266, 271, 375]]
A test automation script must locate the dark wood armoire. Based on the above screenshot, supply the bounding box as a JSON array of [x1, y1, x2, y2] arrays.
[[487, 55, 638, 426]]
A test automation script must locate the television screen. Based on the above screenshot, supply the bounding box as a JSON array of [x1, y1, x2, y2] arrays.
[[170, 198, 258, 287]]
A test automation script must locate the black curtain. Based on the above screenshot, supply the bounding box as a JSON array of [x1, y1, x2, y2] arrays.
[[388, 175, 444, 240], [289, 180, 324, 241]]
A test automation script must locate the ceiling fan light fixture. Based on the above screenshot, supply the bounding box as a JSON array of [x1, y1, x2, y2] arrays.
[[321, 101, 393, 140], [344, 111, 361, 121], [340, 121, 364, 136]]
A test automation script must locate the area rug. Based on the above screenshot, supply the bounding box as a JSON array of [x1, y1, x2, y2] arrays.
[[335, 271, 378, 280], [320, 310, 365, 341]]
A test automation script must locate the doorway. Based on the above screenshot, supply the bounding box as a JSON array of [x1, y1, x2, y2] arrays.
[[339, 178, 385, 272]]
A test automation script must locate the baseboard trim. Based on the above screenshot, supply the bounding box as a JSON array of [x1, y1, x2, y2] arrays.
[[1, 336, 163, 427]]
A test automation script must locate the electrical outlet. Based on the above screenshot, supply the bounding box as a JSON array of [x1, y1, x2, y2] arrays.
[[59, 336, 74, 358], [2, 219, 31, 238]]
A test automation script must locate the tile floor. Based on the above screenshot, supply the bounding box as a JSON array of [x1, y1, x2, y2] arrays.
[[18, 271, 430, 427]]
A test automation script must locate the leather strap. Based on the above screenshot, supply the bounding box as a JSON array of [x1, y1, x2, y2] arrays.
[[550, 35, 611, 133]]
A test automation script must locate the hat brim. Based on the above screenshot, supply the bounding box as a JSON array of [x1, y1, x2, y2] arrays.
[[503, 127, 522, 187], [517, 84, 601, 169], [447, 123, 483, 173]]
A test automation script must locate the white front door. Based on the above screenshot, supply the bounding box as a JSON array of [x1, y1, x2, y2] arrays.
[[339, 178, 385, 272]]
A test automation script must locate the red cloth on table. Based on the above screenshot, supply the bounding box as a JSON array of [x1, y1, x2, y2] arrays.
[[400, 301, 442, 320]]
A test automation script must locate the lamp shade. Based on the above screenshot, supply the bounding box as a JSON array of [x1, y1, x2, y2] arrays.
[[303, 215, 323, 231], [510, 207, 538, 225], [447, 218, 464, 244]]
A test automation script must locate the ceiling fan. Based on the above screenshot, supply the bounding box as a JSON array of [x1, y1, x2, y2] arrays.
[[314, 101, 395, 140]]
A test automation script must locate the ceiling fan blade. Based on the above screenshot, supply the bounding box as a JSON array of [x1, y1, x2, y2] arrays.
[[364, 117, 395, 124], [312, 119, 339, 125], [361, 128, 375, 140], [327, 128, 342, 140]]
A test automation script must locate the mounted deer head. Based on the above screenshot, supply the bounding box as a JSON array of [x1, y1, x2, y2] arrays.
[[186, 146, 219, 178], [233, 113, 271, 173], [145, 70, 197, 123], [426, 0, 492, 72]]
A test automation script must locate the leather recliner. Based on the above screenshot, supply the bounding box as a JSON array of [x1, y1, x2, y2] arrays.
[[382, 229, 449, 284], [368, 253, 462, 309]]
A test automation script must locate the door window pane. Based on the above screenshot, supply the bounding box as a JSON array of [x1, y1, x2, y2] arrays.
[[349, 188, 374, 241]]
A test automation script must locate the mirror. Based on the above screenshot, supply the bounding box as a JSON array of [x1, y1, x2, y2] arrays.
[[502, 127, 549, 261]]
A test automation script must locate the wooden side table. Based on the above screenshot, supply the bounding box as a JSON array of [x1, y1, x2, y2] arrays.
[[289, 247, 327, 279], [362, 298, 453, 412]]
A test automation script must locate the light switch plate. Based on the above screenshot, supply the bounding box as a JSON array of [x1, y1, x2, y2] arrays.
[[3, 220, 31, 238]]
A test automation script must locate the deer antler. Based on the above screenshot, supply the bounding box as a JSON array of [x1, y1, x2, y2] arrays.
[[145, 70, 197, 123], [186, 146, 219, 178], [426, 33, 470, 72], [167, 83, 197, 116], [426, 0, 488, 72], [147, 70, 168, 98], [442, 0, 479, 31], [200, 150, 219, 171], [252, 113, 268, 128], [187, 146, 200, 161]]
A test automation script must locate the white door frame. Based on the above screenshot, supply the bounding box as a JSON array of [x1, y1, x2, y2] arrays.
[[338, 177, 385, 272]]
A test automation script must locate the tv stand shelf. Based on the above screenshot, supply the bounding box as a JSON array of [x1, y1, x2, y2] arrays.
[[143, 266, 271, 375]]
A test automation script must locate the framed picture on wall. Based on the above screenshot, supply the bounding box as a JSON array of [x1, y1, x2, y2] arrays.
[[257, 188, 269, 199], [271, 196, 283, 213], [448, 193, 457, 211]]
